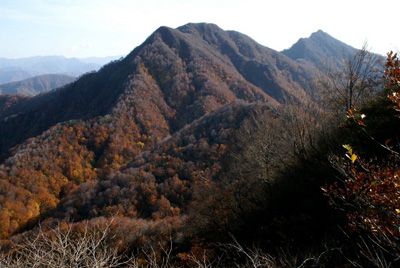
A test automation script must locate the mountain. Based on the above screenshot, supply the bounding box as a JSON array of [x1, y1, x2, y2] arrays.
[[0, 55, 119, 84], [0, 67, 32, 85], [0, 74, 75, 96], [0, 23, 325, 159], [282, 30, 358, 70], [0, 24, 366, 241], [283, 30, 386, 74]]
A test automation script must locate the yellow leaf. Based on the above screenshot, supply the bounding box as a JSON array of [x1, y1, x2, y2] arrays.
[[343, 144, 353, 155], [351, 153, 358, 163], [396, 209, 400, 214], [137, 141, 145, 149]]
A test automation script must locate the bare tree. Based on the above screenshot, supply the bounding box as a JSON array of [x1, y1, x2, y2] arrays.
[[223, 237, 276, 268], [0, 222, 133, 268], [318, 44, 382, 114]]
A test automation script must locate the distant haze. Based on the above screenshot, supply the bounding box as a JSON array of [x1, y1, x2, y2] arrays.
[[0, 55, 120, 84], [0, 0, 399, 58]]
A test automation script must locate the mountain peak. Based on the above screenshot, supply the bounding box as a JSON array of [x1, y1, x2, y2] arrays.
[[147, 23, 223, 40], [310, 29, 330, 38], [282, 29, 357, 70], [308, 29, 343, 45], [178, 22, 222, 33]]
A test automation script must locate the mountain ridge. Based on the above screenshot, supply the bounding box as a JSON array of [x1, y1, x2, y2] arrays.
[[0, 23, 318, 157], [0, 23, 370, 240]]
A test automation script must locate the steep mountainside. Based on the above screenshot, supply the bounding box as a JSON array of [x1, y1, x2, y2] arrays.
[[0, 74, 75, 96], [0, 23, 321, 158], [0, 24, 357, 240]]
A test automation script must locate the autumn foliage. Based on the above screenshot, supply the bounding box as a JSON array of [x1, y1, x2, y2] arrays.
[[1, 23, 400, 266], [325, 52, 400, 260]]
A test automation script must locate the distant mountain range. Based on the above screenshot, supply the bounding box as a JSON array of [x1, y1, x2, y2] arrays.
[[0, 74, 75, 96], [0, 23, 382, 241], [0, 55, 121, 85]]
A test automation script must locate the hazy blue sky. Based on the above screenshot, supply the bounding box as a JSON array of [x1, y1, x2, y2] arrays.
[[1, 0, 399, 58]]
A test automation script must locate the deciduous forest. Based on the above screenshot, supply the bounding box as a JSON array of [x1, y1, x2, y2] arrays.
[[0, 23, 398, 267]]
